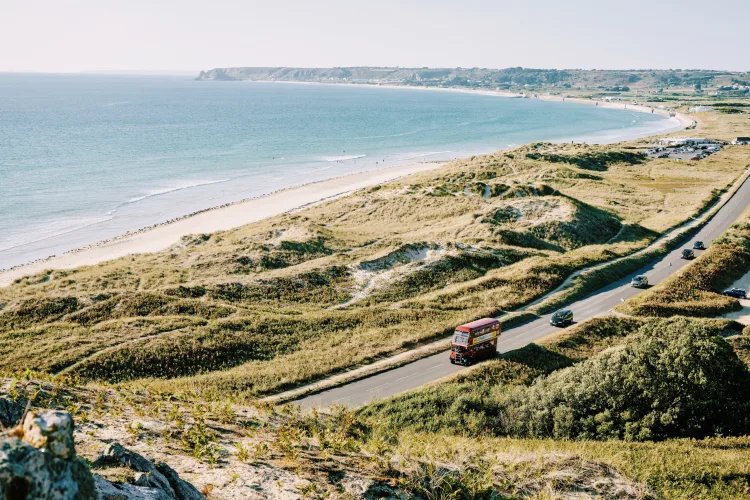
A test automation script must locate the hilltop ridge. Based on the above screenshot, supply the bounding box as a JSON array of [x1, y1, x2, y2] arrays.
[[196, 66, 750, 93]]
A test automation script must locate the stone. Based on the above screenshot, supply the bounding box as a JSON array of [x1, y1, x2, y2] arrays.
[[0, 398, 24, 428], [1, 410, 199, 500], [0, 433, 96, 499], [155, 462, 205, 500], [93, 443, 204, 499], [95, 474, 172, 500], [22, 410, 76, 460], [93, 443, 175, 497], [133, 472, 150, 487]]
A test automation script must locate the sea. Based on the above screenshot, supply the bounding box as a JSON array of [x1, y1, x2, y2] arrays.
[[0, 73, 674, 269]]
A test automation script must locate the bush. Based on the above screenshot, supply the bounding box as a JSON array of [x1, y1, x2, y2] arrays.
[[501, 318, 750, 441], [525, 150, 645, 171]]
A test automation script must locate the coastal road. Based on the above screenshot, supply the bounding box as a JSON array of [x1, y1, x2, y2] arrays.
[[296, 173, 750, 410]]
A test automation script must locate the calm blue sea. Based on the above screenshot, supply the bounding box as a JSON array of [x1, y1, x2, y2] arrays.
[[0, 73, 671, 269]]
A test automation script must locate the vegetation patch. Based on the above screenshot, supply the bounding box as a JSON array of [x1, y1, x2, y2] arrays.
[[360, 317, 750, 442], [525, 146, 646, 171], [485, 196, 622, 250], [619, 212, 750, 317], [501, 319, 750, 441]]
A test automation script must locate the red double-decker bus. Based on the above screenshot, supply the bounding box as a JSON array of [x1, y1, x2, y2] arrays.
[[449, 317, 500, 366]]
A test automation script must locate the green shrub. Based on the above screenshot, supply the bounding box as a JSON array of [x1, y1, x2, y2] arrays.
[[525, 150, 645, 171], [501, 318, 750, 440]]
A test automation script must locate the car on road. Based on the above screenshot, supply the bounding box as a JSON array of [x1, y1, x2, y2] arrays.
[[681, 248, 695, 259], [693, 241, 706, 250], [631, 275, 649, 288], [550, 309, 574, 327], [723, 288, 747, 299]]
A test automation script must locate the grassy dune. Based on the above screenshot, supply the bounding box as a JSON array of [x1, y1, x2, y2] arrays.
[[1, 142, 747, 399], [391, 432, 750, 500]]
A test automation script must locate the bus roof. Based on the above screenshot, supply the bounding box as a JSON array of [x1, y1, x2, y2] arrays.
[[457, 317, 499, 333]]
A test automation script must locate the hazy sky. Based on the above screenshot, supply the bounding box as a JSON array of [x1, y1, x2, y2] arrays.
[[2, 0, 749, 73]]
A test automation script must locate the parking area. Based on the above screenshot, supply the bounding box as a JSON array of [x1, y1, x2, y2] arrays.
[[646, 142, 723, 161]]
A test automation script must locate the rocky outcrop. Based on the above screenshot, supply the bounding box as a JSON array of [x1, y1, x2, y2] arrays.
[[95, 474, 173, 500], [154, 462, 204, 500], [1, 410, 203, 500], [93, 443, 204, 500], [0, 410, 96, 499]]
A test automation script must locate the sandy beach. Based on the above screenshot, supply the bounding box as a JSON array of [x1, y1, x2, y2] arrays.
[[0, 88, 692, 287], [0, 161, 444, 286]]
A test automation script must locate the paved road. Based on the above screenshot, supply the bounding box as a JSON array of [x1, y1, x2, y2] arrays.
[[297, 175, 750, 409]]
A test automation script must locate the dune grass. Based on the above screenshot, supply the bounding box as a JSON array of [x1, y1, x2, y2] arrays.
[[0, 142, 747, 399], [391, 432, 750, 500]]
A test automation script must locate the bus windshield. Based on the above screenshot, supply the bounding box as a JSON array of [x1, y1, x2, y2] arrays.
[[452, 330, 469, 346]]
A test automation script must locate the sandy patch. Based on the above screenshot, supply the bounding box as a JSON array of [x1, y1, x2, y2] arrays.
[[334, 243, 450, 308]]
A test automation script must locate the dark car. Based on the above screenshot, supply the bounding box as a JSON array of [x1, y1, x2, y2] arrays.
[[550, 309, 574, 327], [693, 241, 706, 250], [631, 275, 649, 288], [723, 288, 747, 299], [681, 248, 695, 259]]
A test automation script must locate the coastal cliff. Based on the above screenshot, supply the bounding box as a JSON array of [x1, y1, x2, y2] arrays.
[[194, 66, 739, 91]]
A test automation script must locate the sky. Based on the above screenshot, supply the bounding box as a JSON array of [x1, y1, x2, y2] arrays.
[[2, 0, 749, 74]]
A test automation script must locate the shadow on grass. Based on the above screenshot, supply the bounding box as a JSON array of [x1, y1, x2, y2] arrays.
[[501, 343, 574, 374]]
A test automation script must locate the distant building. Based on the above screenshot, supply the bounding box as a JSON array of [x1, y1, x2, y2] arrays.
[[688, 106, 713, 113], [733, 137, 750, 145]]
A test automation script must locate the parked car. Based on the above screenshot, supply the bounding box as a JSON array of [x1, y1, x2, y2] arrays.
[[658, 152, 670, 158], [693, 241, 706, 250], [550, 309, 574, 327], [631, 275, 649, 288], [723, 288, 747, 299], [681, 248, 695, 259]]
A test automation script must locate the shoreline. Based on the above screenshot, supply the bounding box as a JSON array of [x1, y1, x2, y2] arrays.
[[244, 79, 696, 130], [0, 161, 445, 286], [0, 87, 692, 287]]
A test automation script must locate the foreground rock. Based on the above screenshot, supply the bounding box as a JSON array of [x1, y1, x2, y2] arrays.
[[0, 410, 203, 500], [0, 410, 96, 499], [93, 442, 204, 500]]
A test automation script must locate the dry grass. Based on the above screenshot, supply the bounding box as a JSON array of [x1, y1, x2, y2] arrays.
[[0, 141, 747, 400], [393, 432, 750, 500]]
